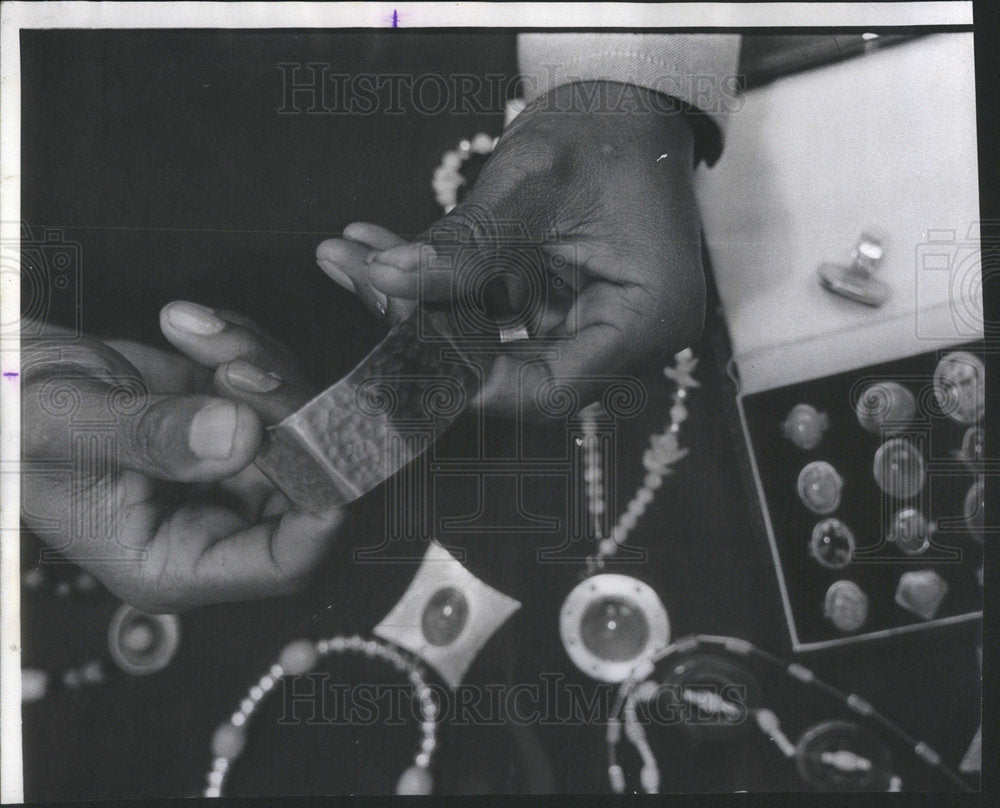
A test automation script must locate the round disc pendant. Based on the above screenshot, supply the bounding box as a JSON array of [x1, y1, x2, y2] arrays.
[[559, 574, 669, 682], [107, 604, 181, 675], [933, 351, 985, 424], [657, 653, 762, 741], [795, 720, 893, 791]]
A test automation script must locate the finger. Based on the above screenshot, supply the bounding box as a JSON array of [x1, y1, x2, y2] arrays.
[[187, 505, 345, 604], [128, 395, 264, 480], [213, 359, 312, 425], [159, 301, 307, 386], [104, 338, 214, 393], [341, 223, 419, 323], [23, 363, 264, 481], [475, 283, 654, 417], [365, 242, 430, 299], [342, 221, 409, 252], [316, 238, 389, 316]]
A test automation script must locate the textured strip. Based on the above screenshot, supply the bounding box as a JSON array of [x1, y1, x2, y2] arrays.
[[256, 307, 485, 511]]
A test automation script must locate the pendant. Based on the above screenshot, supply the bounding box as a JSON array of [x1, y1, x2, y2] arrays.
[[107, 604, 181, 675], [655, 652, 762, 741], [794, 720, 894, 791], [559, 574, 670, 682], [373, 541, 521, 687]]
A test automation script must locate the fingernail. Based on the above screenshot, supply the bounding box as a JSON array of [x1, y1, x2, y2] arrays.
[[371, 287, 389, 316], [165, 302, 224, 336], [189, 402, 237, 460], [225, 360, 282, 393], [317, 258, 356, 293]]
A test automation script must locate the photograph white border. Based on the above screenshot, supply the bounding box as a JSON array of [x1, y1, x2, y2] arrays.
[[0, 2, 976, 802]]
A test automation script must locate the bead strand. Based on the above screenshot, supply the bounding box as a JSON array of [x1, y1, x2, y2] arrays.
[[204, 635, 436, 797], [607, 633, 973, 794], [585, 349, 699, 573], [432, 133, 499, 213]]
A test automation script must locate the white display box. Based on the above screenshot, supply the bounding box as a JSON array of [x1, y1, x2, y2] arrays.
[[695, 33, 984, 651]]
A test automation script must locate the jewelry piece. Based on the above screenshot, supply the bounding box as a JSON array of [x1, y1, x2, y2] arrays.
[[373, 541, 521, 687], [781, 403, 829, 450], [582, 350, 698, 575], [823, 580, 869, 633], [933, 351, 985, 424], [21, 659, 107, 703], [873, 437, 925, 499], [559, 351, 697, 683], [854, 381, 916, 434], [797, 461, 844, 514], [795, 720, 894, 791], [432, 133, 499, 213], [655, 652, 761, 741], [817, 233, 890, 307], [20, 579, 170, 702], [21, 566, 99, 597], [107, 604, 181, 676], [886, 508, 932, 555], [559, 574, 670, 683], [203, 635, 437, 798], [810, 518, 855, 570], [964, 478, 984, 541], [895, 570, 949, 621], [607, 634, 973, 793], [957, 426, 984, 470]]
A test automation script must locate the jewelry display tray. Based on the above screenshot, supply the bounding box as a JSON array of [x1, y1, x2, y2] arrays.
[[736, 342, 983, 651]]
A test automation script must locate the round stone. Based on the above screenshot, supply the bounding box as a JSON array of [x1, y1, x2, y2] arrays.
[[121, 621, 156, 654], [396, 764, 433, 794], [421, 587, 469, 646], [211, 723, 247, 761], [278, 640, 319, 675], [579, 596, 650, 662], [781, 404, 829, 449], [873, 438, 925, 499], [810, 519, 855, 569], [854, 382, 916, 434], [823, 581, 869, 633], [933, 351, 985, 423], [796, 461, 843, 514], [887, 508, 931, 555]]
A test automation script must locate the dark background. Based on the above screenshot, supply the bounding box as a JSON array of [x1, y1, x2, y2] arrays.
[[19, 30, 982, 799]]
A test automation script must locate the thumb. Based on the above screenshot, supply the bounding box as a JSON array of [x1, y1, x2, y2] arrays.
[[24, 372, 262, 483]]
